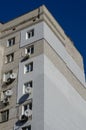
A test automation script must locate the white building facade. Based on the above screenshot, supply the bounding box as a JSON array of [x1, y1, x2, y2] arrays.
[[0, 5, 86, 130]]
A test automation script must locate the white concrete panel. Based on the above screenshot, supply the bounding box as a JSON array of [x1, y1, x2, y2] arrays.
[[44, 55, 86, 130], [17, 54, 44, 103], [20, 21, 85, 87], [17, 54, 44, 130], [20, 22, 44, 47], [43, 22, 86, 87]]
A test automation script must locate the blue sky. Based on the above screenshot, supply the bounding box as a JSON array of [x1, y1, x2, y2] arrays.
[[0, 0, 86, 75]]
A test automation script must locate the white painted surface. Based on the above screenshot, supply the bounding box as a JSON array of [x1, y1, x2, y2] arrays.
[[43, 22, 85, 87], [20, 21, 86, 87], [17, 54, 44, 103], [20, 22, 44, 47], [17, 54, 44, 130], [17, 54, 86, 130], [44, 55, 86, 130]]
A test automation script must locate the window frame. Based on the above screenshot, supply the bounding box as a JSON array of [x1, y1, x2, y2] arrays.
[[22, 101, 32, 115], [25, 45, 34, 55], [26, 29, 34, 39], [7, 37, 15, 47], [23, 81, 32, 94], [0, 110, 9, 123], [22, 125, 31, 130], [24, 62, 33, 74], [5, 53, 14, 63]]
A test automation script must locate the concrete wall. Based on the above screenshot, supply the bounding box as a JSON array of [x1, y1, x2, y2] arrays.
[[44, 55, 86, 130], [0, 5, 86, 130], [44, 40, 86, 100], [20, 22, 44, 47], [17, 54, 44, 130], [43, 22, 85, 86], [0, 32, 20, 130], [20, 21, 85, 87], [0, 45, 4, 88]]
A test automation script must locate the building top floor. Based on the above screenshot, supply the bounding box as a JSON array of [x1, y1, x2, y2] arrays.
[[0, 5, 84, 72]]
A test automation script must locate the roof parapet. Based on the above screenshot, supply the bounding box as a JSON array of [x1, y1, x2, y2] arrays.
[[0, 23, 3, 29]]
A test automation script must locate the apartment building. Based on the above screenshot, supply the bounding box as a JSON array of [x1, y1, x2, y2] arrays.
[[0, 5, 86, 130]]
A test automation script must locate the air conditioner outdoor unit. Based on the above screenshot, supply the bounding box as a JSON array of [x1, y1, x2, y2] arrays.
[[25, 53, 30, 59], [5, 90, 13, 97], [25, 87, 32, 94], [24, 109, 32, 117], [10, 73, 17, 79], [3, 97, 9, 104], [3, 74, 11, 83], [19, 109, 32, 122]]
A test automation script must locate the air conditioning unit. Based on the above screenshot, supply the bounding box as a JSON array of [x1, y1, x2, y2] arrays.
[[24, 109, 32, 117], [3, 74, 11, 83], [10, 73, 17, 79], [25, 53, 30, 60], [25, 87, 32, 94], [3, 97, 9, 104], [5, 90, 13, 97]]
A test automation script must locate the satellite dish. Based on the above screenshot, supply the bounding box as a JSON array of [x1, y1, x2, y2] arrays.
[[3, 97, 9, 104], [25, 87, 32, 94], [10, 73, 17, 79], [24, 109, 32, 117], [5, 90, 13, 97]]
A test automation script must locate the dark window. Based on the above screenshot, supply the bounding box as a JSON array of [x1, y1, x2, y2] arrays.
[[29, 102, 32, 110], [21, 46, 34, 62], [7, 37, 15, 47], [0, 110, 9, 123], [25, 45, 34, 55], [24, 81, 32, 88], [6, 53, 14, 63], [24, 62, 33, 73], [24, 102, 32, 111], [22, 125, 31, 130], [26, 29, 34, 39]]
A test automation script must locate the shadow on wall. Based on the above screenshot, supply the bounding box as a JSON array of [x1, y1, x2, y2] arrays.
[[2, 79, 15, 88], [18, 94, 29, 104], [15, 119, 27, 127], [0, 101, 9, 109]]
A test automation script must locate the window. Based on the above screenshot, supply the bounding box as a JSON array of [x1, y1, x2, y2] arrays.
[[24, 62, 33, 73], [25, 45, 34, 55], [7, 37, 15, 47], [26, 29, 34, 39], [0, 110, 9, 122], [24, 104, 29, 111], [23, 81, 32, 94], [5, 53, 14, 63], [22, 102, 32, 114], [3, 70, 12, 82], [22, 125, 31, 130], [21, 101, 32, 121], [21, 46, 34, 62]]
